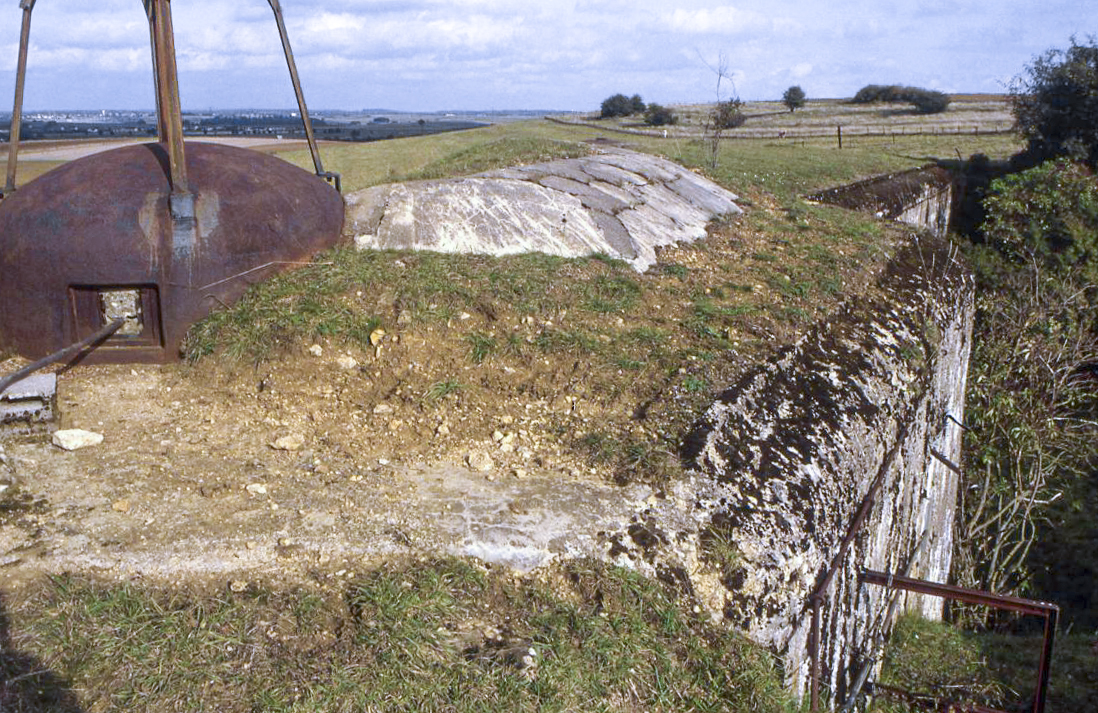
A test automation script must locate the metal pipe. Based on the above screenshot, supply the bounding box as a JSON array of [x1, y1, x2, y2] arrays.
[[142, 0, 167, 141], [859, 571, 1059, 617], [0, 319, 125, 396], [806, 423, 909, 710], [1034, 607, 1057, 713], [809, 595, 821, 712], [4, 0, 36, 197], [266, 0, 325, 178], [146, 0, 189, 195]]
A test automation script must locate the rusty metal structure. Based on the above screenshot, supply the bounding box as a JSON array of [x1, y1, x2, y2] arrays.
[[0, 0, 345, 363], [804, 431, 1059, 713]]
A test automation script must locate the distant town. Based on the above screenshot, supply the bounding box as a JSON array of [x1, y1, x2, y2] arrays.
[[0, 109, 560, 143]]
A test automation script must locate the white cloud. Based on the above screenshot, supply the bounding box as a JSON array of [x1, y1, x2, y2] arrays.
[[661, 6, 773, 35]]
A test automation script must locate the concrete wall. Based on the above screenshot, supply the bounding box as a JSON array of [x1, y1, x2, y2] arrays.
[[603, 232, 974, 703], [809, 167, 954, 238]]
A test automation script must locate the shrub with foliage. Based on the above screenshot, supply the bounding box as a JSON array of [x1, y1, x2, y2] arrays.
[[600, 93, 645, 118], [643, 103, 678, 126], [850, 84, 950, 114], [954, 158, 1098, 619], [712, 99, 746, 129], [1011, 37, 1098, 168], [982, 159, 1098, 282], [781, 85, 806, 112]]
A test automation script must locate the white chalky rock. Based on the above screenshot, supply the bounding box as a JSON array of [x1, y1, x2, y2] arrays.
[[52, 429, 104, 451]]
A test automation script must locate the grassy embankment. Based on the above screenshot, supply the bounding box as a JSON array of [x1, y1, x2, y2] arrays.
[[5, 100, 1069, 712]]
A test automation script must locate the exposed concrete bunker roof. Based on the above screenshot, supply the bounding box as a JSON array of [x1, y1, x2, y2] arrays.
[[347, 148, 743, 272]]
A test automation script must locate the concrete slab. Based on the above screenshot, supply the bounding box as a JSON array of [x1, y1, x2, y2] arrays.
[[346, 148, 742, 273], [1, 372, 58, 437]]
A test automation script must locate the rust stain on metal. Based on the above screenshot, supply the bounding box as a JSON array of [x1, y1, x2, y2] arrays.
[[0, 1, 345, 363], [0, 141, 345, 363]]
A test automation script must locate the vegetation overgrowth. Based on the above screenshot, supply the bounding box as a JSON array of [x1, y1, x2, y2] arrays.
[[7, 86, 1097, 711], [850, 84, 952, 114]]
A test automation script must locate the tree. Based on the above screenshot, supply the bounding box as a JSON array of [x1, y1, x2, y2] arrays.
[[600, 93, 641, 119], [782, 85, 806, 112], [850, 84, 950, 114], [1011, 37, 1098, 168], [951, 157, 1098, 622], [643, 104, 677, 126], [629, 94, 647, 115], [712, 99, 746, 129]]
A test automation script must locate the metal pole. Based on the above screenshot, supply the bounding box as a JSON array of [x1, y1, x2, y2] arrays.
[[1034, 608, 1057, 713], [0, 319, 124, 396], [142, 0, 167, 141], [146, 0, 189, 195], [267, 0, 325, 178], [4, 0, 36, 197], [810, 595, 821, 712]]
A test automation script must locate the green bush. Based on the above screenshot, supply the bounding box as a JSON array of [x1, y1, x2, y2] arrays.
[[712, 99, 746, 129], [1011, 37, 1098, 167], [850, 84, 951, 114], [982, 159, 1098, 280], [600, 93, 644, 118], [643, 103, 678, 126]]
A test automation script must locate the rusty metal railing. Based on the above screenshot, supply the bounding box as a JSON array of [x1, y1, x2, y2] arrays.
[[860, 570, 1059, 713], [807, 422, 909, 711]]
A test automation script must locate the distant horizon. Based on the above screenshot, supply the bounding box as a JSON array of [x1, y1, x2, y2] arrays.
[[0, 93, 1012, 118]]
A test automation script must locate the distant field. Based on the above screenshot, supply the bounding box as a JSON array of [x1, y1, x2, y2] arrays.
[[558, 95, 1015, 143]]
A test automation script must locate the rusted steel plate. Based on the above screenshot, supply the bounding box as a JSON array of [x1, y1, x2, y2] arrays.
[[0, 141, 345, 363]]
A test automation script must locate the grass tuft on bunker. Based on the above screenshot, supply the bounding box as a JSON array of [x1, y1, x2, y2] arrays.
[[2, 559, 796, 713]]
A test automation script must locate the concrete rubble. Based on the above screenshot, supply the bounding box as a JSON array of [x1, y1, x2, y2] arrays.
[[0, 372, 58, 437]]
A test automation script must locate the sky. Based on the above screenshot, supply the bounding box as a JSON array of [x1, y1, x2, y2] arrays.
[[0, 0, 1093, 112]]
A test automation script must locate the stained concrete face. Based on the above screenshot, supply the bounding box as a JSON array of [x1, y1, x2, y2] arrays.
[[346, 147, 742, 272], [600, 233, 974, 699], [809, 167, 954, 238]]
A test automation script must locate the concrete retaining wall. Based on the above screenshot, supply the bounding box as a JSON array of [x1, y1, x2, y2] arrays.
[[603, 233, 974, 702], [808, 167, 954, 238]]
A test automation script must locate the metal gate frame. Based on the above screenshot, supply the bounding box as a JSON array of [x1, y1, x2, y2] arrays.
[[859, 569, 1059, 713]]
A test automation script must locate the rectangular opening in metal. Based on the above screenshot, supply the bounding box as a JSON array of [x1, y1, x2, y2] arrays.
[[69, 285, 163, 349]]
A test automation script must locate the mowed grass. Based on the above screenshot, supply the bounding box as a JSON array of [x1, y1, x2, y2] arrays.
[[1, 559, 796, 713]]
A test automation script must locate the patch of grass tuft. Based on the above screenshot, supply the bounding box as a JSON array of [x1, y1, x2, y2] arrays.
[[3, 561, 797, 713]]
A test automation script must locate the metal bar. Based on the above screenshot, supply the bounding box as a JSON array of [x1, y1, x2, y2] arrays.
[[806, 423, 910, 709], [4, 0, 36, 197], [147, 0, 189, 194], [859, 571, 1059, 617], [266, 0, 325, 177], [809, 596, 821, 712], [930, 447, 963, 476], [0, 319, 125, 396], [1034, 607, 1056, 713], [142, 0, 167, 141]]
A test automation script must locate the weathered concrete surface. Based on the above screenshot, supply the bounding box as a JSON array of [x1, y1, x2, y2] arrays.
[[346, 148, 742, 272], [0, 373, 57, 437], [809, 167, 954, 238], [599, 233, 974, 701]]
